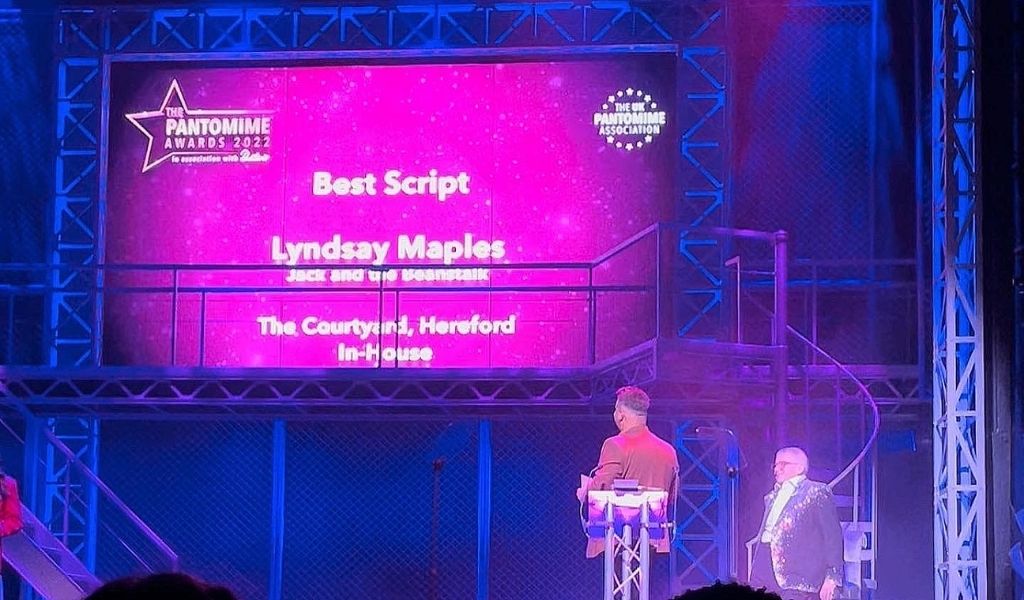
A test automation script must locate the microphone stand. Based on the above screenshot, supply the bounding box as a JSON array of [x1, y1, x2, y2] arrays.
[[696, 426, 741, 581], [429, 457, 444, 600]]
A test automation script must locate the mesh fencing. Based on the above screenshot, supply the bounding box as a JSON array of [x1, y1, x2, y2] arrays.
[[0, 11, 51, 366], [489, 418, 609, 600], [98, 420, 274, 600], [727, 2, 917, 363], [282, 420, 478, 600], [0, 11, 50, 266], [732, 3, 876, 261], [86, 416, 711, 599]]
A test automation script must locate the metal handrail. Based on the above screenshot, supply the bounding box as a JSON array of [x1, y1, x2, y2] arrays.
[[2, 409, 179, 572], [0, 220, 667, 278], [36, 426, 179, 569], [744, 292, 881, 488], [742, 322, 880, 581], [45, 430, 179, 572], [784, 324, 880, 489]]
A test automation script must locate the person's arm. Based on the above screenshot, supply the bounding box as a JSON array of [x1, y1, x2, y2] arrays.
[[0, 478, 23, 537], [588, 439, 623, 491], [816, 486, 844, 598]]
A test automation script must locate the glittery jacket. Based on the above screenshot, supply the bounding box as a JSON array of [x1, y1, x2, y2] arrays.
[[756, 478, 843, 594]]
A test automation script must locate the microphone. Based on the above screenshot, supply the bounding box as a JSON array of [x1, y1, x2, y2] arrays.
[[695, 425, 735, 438]]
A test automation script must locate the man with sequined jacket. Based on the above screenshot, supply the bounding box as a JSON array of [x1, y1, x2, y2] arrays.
[[749, 447, 843, 600]]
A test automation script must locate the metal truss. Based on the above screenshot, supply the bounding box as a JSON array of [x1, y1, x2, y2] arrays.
[[53, 54, 101, 369], [0, 338, 799, 421], [675, 3, 727, 338], [0, 338, 785, 419], [787, 364, 923, 407], [39, 417, 99, 569], [57, 3, 683, 56], [591, 341, 659, 398], [0, 359, 657, 418], [50, 5, 106, 572], [933, 0, 985, 598], [608, 531, 652, 600], [671, 418, 736, 589], [591, 488, 665, 600]]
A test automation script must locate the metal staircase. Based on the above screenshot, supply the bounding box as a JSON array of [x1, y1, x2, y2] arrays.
[[787, 325, 880, 599], [0, 415, 179, 599], [725, 243, 881, 599], [741, 326, 881, 599]]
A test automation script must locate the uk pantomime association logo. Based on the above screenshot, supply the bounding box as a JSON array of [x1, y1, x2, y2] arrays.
[[592, 87, 667, 151]]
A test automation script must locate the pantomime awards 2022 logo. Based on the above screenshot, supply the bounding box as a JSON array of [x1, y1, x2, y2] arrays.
[[125, 79, 273, 173], [593, 87, 667, 151]]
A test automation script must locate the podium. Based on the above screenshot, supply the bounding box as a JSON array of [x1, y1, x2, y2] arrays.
[[585, 487, 671, 600]]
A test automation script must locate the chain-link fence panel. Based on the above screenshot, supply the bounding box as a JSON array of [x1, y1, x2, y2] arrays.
[[283, 420, 477, 600], [0, 11, 50, 266], [98, 420, 273, 600], [732, 3, 876, 261], [0, 292, 44, 366], [727, 1, 918, 364], [0, 11, 51, 366], [76, 412, 723, 598], [0, 417, 25, 484]]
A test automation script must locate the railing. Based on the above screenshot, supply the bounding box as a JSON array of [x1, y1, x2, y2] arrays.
[[0, 413, 179, 579], [788, 325, 880, 490], [741, 271, 881, 490], [727, 256, 919, 365], [3, 223, 886, 591], [740, 334, 879, 581], [3, 224, 917, 371], [0, 224, 670, 370]]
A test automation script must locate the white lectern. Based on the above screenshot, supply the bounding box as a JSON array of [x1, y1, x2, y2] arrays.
[[586, 487, 671, 600]]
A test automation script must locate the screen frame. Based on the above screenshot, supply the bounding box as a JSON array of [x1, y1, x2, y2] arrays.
[[97, 45, 680, 369]]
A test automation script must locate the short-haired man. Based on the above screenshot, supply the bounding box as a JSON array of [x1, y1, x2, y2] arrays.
[[750, 447, 843, 600], [577, 386, 679, 558]]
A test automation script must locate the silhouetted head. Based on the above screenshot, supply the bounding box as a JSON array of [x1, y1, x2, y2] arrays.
[[84, 573, 238, 600], [669, 581, 783, 600]]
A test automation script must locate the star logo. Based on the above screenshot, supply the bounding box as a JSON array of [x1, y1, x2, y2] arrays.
[[125, 79, 268, 173], [592, 87, 667, 152]]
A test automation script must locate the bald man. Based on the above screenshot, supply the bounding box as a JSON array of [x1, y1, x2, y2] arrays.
[[750, 447, 843, 600]]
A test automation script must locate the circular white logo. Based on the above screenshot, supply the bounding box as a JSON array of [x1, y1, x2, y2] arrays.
[[592, 88, 667, 151]]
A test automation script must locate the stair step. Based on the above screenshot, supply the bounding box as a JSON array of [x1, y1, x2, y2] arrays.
[[4, 503, 102, 600]]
